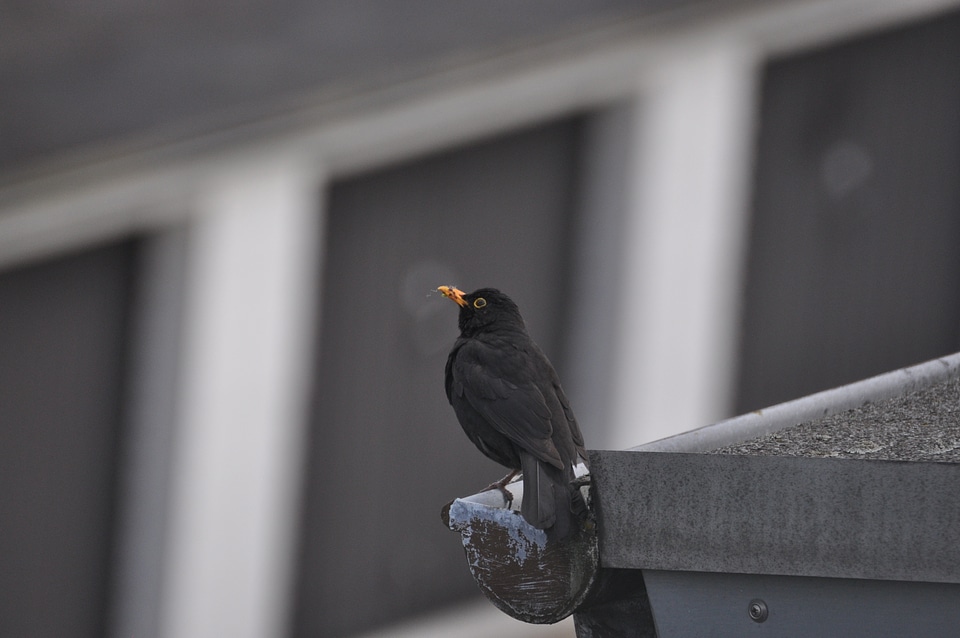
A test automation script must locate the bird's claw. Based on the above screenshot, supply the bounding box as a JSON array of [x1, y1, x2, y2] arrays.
[[497, 486, 514, 508], [483, 479, 516, 508]]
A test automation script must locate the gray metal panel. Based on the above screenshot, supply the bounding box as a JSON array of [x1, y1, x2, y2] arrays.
[[644, 570, 960, 637], [573, 569, 656, 638], [590, 450, 960, 582]]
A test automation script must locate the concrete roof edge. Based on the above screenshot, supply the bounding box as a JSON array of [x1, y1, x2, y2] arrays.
[[634, 351, 960, 453]]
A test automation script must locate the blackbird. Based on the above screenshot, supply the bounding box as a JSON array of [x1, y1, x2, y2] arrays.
[[439, 285, 588, 537]]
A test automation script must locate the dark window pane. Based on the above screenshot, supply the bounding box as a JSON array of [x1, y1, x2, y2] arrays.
[[737, 11, 960, 413], [0, 240, 138, 638]]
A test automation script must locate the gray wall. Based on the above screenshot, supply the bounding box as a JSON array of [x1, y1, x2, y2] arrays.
[[0, 0, 696, 174]]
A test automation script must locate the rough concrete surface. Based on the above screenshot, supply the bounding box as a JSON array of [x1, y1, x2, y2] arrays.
[[712, 376, 960, 462]]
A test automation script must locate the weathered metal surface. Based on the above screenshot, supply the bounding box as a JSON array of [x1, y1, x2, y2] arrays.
[[643, 569, 960, 637], [590, 450, 960, 583], [445, 471, 598, 624], [637, 352, 960, 453]]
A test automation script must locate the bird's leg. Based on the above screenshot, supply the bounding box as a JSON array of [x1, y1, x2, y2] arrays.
[[483, 469, 519, 507]]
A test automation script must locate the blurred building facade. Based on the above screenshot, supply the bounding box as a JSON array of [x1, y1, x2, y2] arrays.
[[2, 1, 959, 637]]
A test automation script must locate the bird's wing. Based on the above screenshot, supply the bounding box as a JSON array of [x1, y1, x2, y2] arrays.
[[450, 339, 564, 469], [554, 382, 586, 451]]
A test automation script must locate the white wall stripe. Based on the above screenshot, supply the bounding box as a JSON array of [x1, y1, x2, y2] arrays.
[[159, 159, 321, 638]]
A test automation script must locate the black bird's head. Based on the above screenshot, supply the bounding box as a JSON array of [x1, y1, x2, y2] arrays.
[[438, 286, 526, 337]]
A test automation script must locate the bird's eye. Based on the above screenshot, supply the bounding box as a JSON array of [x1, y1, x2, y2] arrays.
[[473, 298, 487, 309]]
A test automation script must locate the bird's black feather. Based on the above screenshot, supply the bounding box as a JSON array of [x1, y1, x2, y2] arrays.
[[441, 287, 588, 537]]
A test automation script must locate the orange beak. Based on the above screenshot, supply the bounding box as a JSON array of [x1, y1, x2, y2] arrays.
[[438, 285, 468, 307]]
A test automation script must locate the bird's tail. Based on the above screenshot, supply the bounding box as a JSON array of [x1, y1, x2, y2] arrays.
[[519, 452, 587, 539]]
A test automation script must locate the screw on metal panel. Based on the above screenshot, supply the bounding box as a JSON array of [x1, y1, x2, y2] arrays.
[[748, 599, 768, 623]]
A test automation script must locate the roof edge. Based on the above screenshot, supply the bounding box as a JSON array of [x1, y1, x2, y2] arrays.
[[636, 352, 960, 453]]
